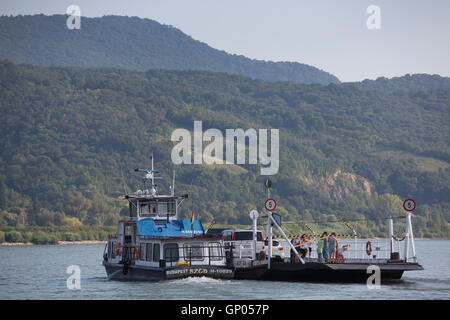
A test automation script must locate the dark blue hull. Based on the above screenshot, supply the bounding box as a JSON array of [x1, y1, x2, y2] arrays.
[[234, 261, 423, 283]]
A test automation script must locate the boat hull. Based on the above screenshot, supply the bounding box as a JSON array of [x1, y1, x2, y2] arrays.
[[104, 260, 422, 283], [234, 261, 423, 283], [103, 261, 234, 281]]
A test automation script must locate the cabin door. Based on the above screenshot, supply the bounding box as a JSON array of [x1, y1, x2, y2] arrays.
[[123, 222, 137, 260]]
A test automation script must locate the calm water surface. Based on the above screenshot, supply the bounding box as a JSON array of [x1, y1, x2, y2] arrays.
[[0, 240, 448, 299]]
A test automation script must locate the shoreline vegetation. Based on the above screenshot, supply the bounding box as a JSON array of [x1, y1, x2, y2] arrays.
[[0, 240, 106, 246], [0, 226, 115, 246], [1, 223, 447, 247], [0, 238, 447, 247], [1, 220, 449, 247], [1, 223, 448, 246]]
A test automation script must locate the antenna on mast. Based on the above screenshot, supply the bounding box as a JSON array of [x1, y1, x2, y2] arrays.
[[171, 170, 176, 196], [151, 151, 154, 186], [134, 151, 162, 196]]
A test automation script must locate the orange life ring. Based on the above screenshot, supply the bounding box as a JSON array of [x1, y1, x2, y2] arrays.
[[366, 241, 372, 256], [135, 246, 140, 260], [115, 242, 121, 256]]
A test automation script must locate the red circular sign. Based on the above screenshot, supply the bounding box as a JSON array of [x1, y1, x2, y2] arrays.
[[265, 198, 277, 211], [403, 199, 416, 212]]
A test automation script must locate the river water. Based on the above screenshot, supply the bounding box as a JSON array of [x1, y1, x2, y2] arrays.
[[0, 240, 448, 300]]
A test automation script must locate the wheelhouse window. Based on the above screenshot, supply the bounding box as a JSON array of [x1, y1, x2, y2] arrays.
[[140, 201, 157, 217], [129, 201, 137, 217], [167, 201, 175, 215], [150, 202, 157, 214], [164, 243, 179, 262], [157, 200, 176, 217], [183, 244, 204, 261], [140, 203, 150, 215], [158, 202, 167, 215], [208, 242, 223, 261]]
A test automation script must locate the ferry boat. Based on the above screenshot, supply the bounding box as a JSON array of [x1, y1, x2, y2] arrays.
[[103, 162, 423, 283], [102, 157, 233, 281]]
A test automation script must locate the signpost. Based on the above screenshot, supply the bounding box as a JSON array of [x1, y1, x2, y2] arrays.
[[250, 210, 259, 260], [402, 198, 416, 262], [262, 179, 304, 267], [264, 179, 273, 268]]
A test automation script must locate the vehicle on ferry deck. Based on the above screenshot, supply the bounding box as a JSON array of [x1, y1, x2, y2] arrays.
[[222, 229, 266, 259], [266, 239, 285, 261]]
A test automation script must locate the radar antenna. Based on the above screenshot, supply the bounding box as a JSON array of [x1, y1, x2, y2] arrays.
[[134, 152, 162, 195]]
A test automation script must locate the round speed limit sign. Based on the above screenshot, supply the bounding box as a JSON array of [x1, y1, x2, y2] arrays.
[[403, 199, 416, 212], [265, 198, 277, 211]]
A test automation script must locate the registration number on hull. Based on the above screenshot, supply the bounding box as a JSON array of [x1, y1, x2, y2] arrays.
[[166, 267, 233, 279]]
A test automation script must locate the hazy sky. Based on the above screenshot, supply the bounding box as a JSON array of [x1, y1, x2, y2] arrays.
[[1, 0, 449, 82]]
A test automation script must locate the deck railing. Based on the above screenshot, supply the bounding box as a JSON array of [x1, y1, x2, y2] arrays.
[[163, 244, 227, 268], [109, 237, 416, 267], [277, 238, 411, 263]]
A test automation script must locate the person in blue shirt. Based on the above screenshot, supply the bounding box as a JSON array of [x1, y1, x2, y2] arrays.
[[321, 232, 329, 262]]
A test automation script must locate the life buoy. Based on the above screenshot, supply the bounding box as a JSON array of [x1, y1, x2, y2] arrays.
[[366, 241, 372, 256], [115, 242, 121, 256], [158, 227, 163, 232], [135, 246, 140, 260]]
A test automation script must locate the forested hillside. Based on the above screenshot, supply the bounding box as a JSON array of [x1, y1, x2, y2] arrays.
[[0, 14, 339, 85], [0, 61, 448, 242], [343, 74, 450, 93]]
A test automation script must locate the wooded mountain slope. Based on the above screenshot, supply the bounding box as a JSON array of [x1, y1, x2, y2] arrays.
[[0, 61, 448, 238], [0, 14, 339, 85]]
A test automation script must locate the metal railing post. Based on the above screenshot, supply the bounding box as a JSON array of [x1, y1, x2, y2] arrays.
[[404, 213, 410, 262], [388, 216, 394, 258]]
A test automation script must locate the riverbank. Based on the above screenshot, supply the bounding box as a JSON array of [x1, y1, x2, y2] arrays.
[[0, 240, 107, 246], [0, 226, 115, 245]]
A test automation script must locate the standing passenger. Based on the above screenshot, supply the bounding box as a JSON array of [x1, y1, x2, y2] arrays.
[[290, 236, 299, 263], [299, 234, 307, 258], [293, 236, 300, 253], [307, 236, 312, 258], [316, 236, 324, 263], [328, 232, 337, 263], [322, 232, 329, 262]]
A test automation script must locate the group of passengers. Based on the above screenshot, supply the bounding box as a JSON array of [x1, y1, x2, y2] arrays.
[[291, 232, 349, 263], [290, 234, 312, 258], [316, 232, 349, 263]]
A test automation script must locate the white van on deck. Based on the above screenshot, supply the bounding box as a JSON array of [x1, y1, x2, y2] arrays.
[[222, 229, 265, 259]]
